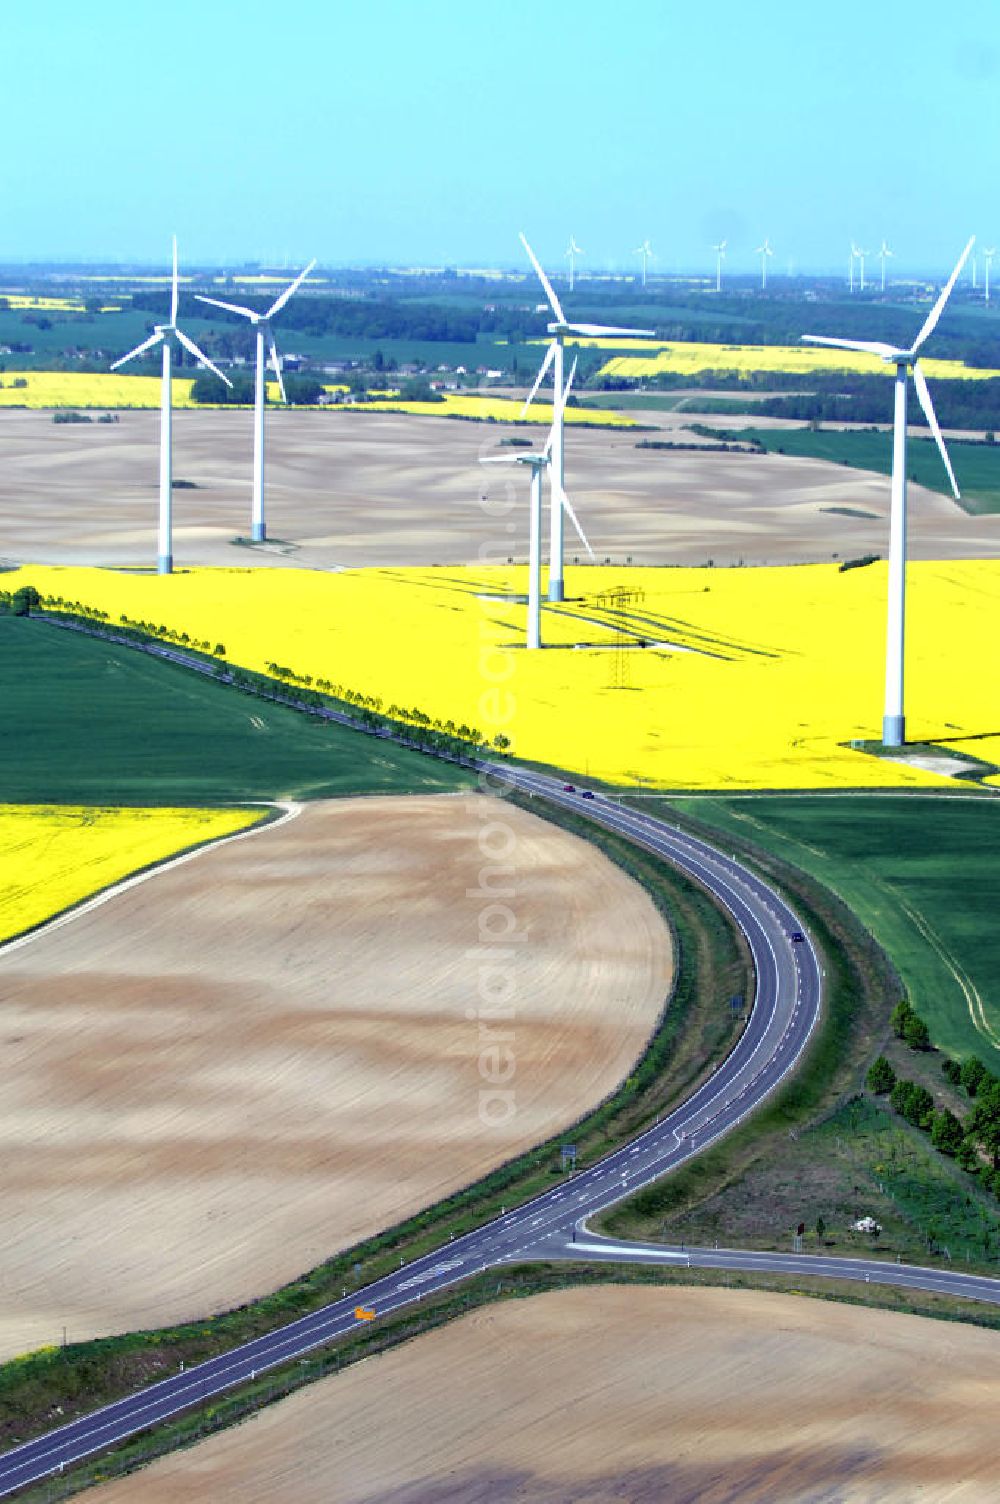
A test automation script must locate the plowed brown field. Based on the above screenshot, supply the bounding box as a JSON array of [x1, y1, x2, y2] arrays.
[[0, 794, 670, 1359], [94, 1286, 1000, 1503]]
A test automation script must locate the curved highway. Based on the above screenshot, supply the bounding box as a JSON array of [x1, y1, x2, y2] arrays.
[[0, 754, 996, 1495]]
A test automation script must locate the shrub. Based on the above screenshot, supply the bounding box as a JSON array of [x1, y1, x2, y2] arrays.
[[866, 1055, 896, 1094], [890, 998, 914, 1039], [941, 1058, 962, 1087], [960, 1056, 990, 1097], [903, 1013, 931, 1051], [930, 1108, 963, 1156]]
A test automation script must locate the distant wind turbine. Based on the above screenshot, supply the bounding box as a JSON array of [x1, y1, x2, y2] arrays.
[[849, 245, 856, 294], [565, 237, 584, 292], [520, 232, 652, 601], [196, 259, 316, 543], [712, 240, 727, 292], [802, 236, 974, 748], [111, 236, 231, 573], [984, 247, 996, 304], [853, 243, 870, 292], [756, 238, 774, 291], [634, 239, 654, 288], [879, 239, 894, 292]]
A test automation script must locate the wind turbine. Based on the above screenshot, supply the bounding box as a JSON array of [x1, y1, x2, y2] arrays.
[[480, 429, 553, 650], [565, 237, 584, 292], [879, 239, 894, 292], [196, 259, 315, 543], [111, 236, 231, 574], [984, 247, 995, 304], [712, 240, 727, 292], [853, 244, 870, 292], [849, 245, 856, 294], [756, 238, 774, 291], [634, 239, 654, 288], [801, 236, 974, 748], [519, 232, 653, 601]]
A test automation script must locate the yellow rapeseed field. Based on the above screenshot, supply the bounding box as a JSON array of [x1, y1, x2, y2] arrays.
[[0, 803, 262, 947], [10, 562, 999, 792], [0, 372, 200, 409], [342, 392, 636, 426], [575, 339, 1000, 384]]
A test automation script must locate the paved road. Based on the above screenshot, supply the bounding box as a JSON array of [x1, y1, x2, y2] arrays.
[[2, 644, 998, 1494]]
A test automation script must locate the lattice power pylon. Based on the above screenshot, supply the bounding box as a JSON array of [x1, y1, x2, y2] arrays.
[[596, 586, 645, 689]]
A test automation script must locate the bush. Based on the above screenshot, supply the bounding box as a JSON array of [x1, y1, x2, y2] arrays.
[[890, 998, 914, 1039], [930, 1108, 964, 1156], [941, 1058, 962, 1087], [960, 1057, 990, 1097], [903, 1013, 931, 1051], [866, 1055, 896, 1094], [890, 1079, 934, 1129]]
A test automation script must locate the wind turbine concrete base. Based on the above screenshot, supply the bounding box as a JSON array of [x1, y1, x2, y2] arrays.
[[547, 581, 565, 603], [251, 524, 266, 543], [882, 714, 905, 748], [157, 554, 173, 575]]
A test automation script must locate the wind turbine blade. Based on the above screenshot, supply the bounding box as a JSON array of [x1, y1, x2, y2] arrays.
[[480, 455, 528, 465], [801, 334, 900, 358], [563, 355, 578, 404], [912, 361, 960, 499], [559, 485, 595, 560], [911, 237, 975, 353], [170, 236, 179, 325], [195, 294, 258, 320], [521, 339, 557, 416], [268, 333, 287, 403], [266, 258, 317, 319], [520, 232, 565, 324], [175, 328, 232, 385], [110, 330, 163, 369], [566, 322, 656, 337]]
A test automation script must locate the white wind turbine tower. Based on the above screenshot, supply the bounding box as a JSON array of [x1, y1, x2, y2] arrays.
[[849, 244, 856, 293], [565, 237, 584, 292], [635, 239, 654, 288], [712, 240, 727, 292], [519, 232, 653, 601], [196, 259, 316, 543], [111, 236, 231, 574], [802, 236, 974, 748], [848, 242, 866, 291], [879, 239, 894, 292], [984, 247, 995, 304], [756, 238, 774, 290]]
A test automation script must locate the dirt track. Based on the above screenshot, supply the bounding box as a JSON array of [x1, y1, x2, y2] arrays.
[[0, 407, 995, 571], [93, 1285, 1000, 1502], [0, 795, 670, 1359]]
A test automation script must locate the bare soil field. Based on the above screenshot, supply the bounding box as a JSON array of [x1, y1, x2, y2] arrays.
[[0, 407, 995, 571], [0, 795, 670, 1359], [94, 1285, 1000, 1503]]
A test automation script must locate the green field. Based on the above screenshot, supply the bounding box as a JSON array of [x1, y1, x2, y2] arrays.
[[661, 794, 1000, 1070], [0, 617, 472, 804], [722, 426, 1000, 515]]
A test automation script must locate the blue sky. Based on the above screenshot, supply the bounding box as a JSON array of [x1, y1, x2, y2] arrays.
[[4, 0, 999, 273]]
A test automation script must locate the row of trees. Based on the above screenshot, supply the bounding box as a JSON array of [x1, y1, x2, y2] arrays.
[[31, 597, 511, 761], [866, 998, 1000, 1199]]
